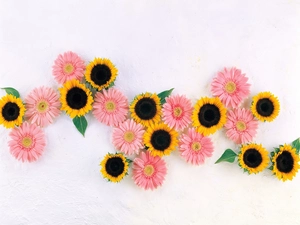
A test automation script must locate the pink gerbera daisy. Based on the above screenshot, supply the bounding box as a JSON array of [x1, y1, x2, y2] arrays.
[[52, 51, 85, 84], [132, 151, 167, 190], [112, 119, 145, 155], [211, 67, 250, 108], [8, 122, 46, 162], [162, 94, 193, 130], [179, 128, 214, 165], [93, 88, 128, 127], [25, 86, 61, 127], [225, 108, 258, 144]]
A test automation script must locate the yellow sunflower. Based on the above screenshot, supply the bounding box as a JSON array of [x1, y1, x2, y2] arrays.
[[238, 143, 269, 174], [85, 58, 118, 91], [59, 79, 93, 118], [0, 94, 25, 128], [272, 144, 300, 181], [100, 153, 129, 183], [251, 92, 280, 122], [130, 92, 161, 127], [192, 97, 227, 136], [144, 123, 178, 157]]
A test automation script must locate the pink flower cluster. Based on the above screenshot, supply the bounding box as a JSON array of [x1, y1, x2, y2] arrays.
[[8, 86, 61, 162], [211, 67, 258, 144]]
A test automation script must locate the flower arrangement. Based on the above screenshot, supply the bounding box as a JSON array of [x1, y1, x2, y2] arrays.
[[215, 138, 300, 181], [0, 51, 298, 189]]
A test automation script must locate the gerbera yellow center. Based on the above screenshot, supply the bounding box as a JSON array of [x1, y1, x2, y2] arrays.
[[144, 165, 155, 177], [236, 121, 246, 131], [64, 63, 74, 74], [22, 137, 33, 148], [123, 131, 135, 143], [105, 101, 116, 112], [173, 107, 183, 118], [191, 142, 202, 151], [36, 100, 49, 113], [225, 81, 236, 94]]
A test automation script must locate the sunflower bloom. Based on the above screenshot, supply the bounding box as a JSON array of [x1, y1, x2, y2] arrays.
[[238, 143, 269, 174], [0, 94, 25, 128], [144, 123, 178, 157], [272, 144, 300, 181], [130, 92, 161, 127], [100, 153, 129, 183], [85, 58, 117, 91], [192, 97, 227, 136], [251, 92, 280, 122], [59, 79, 93, 118]]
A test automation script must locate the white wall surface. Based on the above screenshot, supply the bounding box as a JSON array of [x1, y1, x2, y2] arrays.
[[1, 1, 300, 224]]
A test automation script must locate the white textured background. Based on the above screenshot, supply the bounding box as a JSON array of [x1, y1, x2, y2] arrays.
[[1, 1, 300, 224]]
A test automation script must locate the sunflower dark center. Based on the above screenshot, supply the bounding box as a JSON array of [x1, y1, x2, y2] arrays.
[[198, 104, 221, 128], [91, 64, 112, 86], [134, 97, 157, 120], [2, 102, 20, 121], [243, 148, 263, 168], [151, 129, 171, 151], [256, 98, 274, 117], [66, 87, 88, 109], [276, 151, 294, 173], [105, 157, 125, 177]]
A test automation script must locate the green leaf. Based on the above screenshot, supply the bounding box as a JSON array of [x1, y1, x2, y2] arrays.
[[292, 137, 300, 154], [270, 151, 275, 157], [244, 168, 249, 173], [1, 87, 20, 98], [274, 147, 280, 154], [73, 116, 88, 136], [158, 88, 174, 104], [107, 81, 115, 89], [215, 149, 237, 164], [84, 82, 97, 96], [268, 165, 274, 170], [85, 81, 93, 90]]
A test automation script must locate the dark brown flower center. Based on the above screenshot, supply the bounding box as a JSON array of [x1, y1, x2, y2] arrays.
[[2, 102, 20, 121], [198, 104, 221, 128], [134, 97, 157, 120], [276, 151, 294, 173], [91, 64, 112, 86], [243, 148, 262, 168], [256, 98, 274, 117], [105, 157, 125, 177], [150, 129, 171, 151], [66, 87, 88, 109]]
